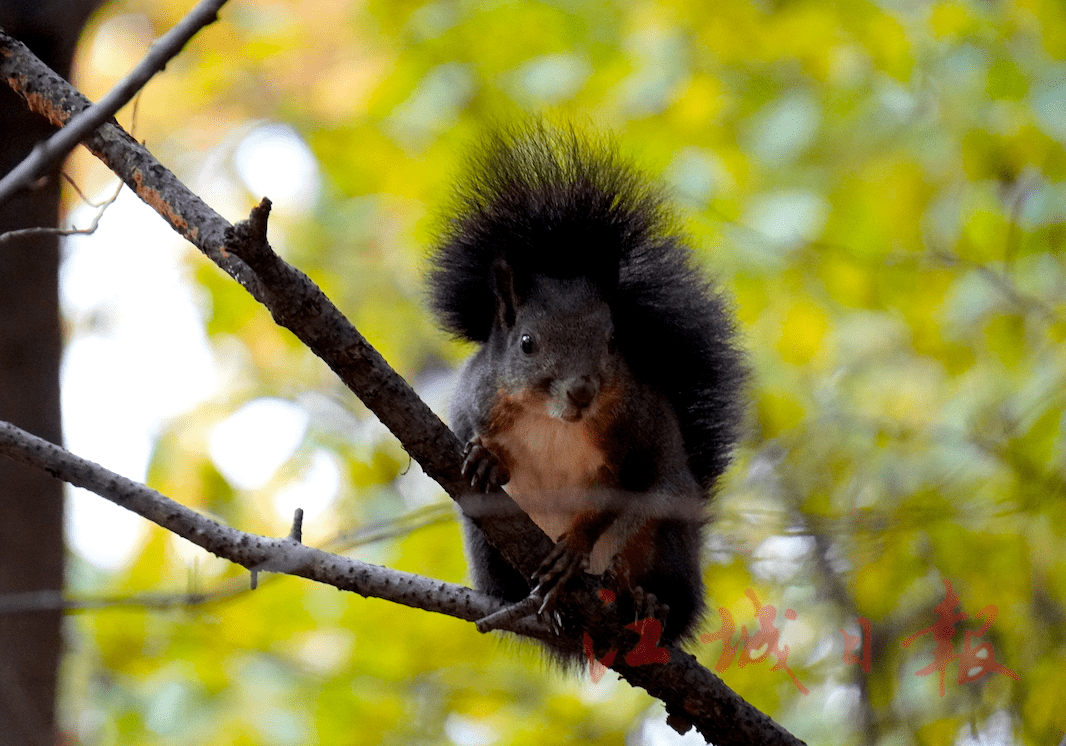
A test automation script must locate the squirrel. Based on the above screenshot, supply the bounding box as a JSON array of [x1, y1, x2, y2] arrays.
[[428, 123, 746, 655]]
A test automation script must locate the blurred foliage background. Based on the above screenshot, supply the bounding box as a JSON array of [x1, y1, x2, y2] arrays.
[[51, 0, 1065, 743]]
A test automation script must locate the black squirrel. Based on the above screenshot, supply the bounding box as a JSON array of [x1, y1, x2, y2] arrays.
[[428, 124, 746, 653]]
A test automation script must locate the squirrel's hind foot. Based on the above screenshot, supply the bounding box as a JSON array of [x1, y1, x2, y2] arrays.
[[629, 585, 670, 628], [603, 556, 671, 628]]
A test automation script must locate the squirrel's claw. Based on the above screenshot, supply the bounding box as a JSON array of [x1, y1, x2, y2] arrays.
[[461, 437, 510, 492], [630, 585, 670, 627], [602, 553, 631, 591]]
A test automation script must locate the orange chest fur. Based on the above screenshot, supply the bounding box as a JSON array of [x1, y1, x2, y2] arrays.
[[482, 394, 610, 533], [482, 391, 629, 574]]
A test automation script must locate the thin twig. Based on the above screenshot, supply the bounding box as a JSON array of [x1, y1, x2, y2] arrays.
[[323, 504, 454, 550], [0, 178, 122, 246], [0, 0, 230, 205], [62, 173, 112, 208], [931, 250, 1063, 324], [0, 589, 216, 614], [476, 594, 542, 632]]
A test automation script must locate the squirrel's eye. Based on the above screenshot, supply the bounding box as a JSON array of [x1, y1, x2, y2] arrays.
[[520, 334, 535, 354]]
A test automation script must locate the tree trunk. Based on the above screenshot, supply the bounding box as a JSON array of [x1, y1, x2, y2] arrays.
[[0, 3, 101, 742]]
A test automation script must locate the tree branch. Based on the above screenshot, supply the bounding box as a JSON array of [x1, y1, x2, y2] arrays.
[[0, 0, 230, 205], [0, 28, 805, 746], [0, 419, 550, 636]]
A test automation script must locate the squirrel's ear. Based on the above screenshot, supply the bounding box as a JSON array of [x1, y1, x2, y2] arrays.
[[491, 259, 519, 330]]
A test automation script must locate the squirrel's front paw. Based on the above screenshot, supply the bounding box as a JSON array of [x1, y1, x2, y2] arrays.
[[532, 531, 592, 619], [461, 437, 510, 492]]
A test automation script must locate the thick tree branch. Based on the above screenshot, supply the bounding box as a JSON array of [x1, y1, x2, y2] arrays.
[[0, 30, 805, 746], [0, 0, 229, 204]]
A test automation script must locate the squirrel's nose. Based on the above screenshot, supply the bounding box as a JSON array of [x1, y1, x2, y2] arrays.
[[567, 377, 597, 410]]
